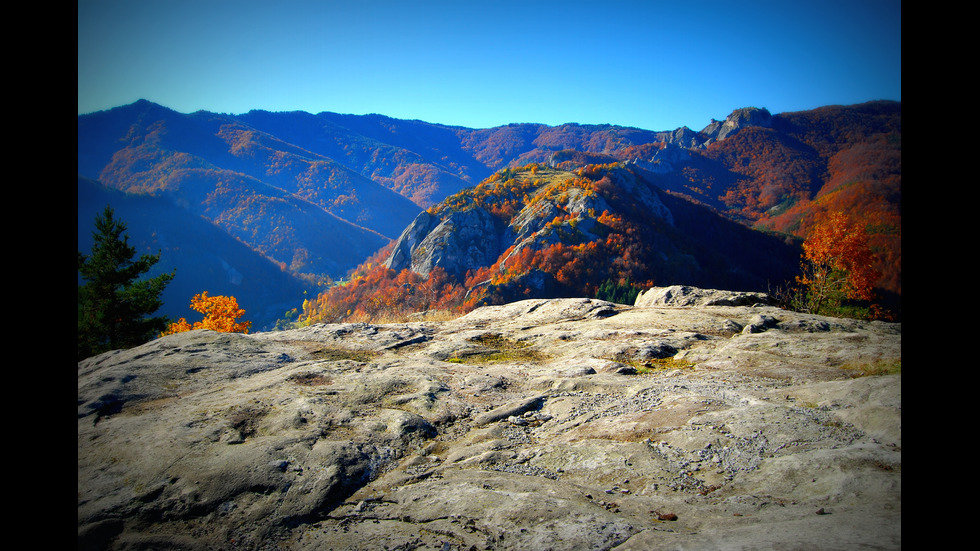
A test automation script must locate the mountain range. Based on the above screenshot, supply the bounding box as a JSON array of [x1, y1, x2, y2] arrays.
[[77, 100, 900, 328]]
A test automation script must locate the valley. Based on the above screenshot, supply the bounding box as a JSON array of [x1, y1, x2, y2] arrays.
[[77, 100, 900, 329]]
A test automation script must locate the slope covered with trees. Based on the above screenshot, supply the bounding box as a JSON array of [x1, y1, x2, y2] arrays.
[[640, 101, 901, 298], [78, 177, 310, 332], [300, 163, 803, 324], [79, 100, 900, 329]]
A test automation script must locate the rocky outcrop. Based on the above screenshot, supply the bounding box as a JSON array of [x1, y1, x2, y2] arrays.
[[700, 106, 774, 142], [658, 126, 704, 149], [386, 166, 681, 293], [625, 141, 693, 174], [635, 285, 773, 308], [602, 167, 674, 226], [385, 207, 506, 279], [384, 210, 441, 274], [79, 291, 901, 550]]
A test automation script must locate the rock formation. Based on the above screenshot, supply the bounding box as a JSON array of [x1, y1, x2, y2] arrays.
[[78, 288, 901, 550], [634, 284, 774, 308], [700, 107, 774, 142], [624, 142, 693, 175], [386, 208, 507, 280]]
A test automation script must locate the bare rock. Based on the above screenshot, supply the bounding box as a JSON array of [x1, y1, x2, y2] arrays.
[[472, 396, 545, 426], [700, 106, 774, 141], [79, 289, 901, 550], [386, 207, 505, 279], [635, 284, 773, 308]]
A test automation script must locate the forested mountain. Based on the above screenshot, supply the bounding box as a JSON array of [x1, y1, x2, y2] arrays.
[[78, 100, 900, 328], [78, 176, 309, 330], [300, 162, 804, 323]]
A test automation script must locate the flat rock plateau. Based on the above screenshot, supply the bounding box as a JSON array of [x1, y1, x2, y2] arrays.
[[78, 287, 901, 550]]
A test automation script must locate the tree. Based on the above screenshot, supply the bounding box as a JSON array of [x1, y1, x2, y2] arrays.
[[162, 292, 251, 335], [795, 211, 882, 318], [78, 206, 175, 359], [595, 277, 641, 305]]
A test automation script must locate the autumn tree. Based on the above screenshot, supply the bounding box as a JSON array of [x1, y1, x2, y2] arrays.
[[162, 292, 252, 335], [795, 211, 882, 318], [78, 206, 175, 360]]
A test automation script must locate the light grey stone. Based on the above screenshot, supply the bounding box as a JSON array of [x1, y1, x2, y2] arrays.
[[79, 289, 901, 550]]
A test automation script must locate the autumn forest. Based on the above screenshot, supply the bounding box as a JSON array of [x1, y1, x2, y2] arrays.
[[78, 100, 901, 337]]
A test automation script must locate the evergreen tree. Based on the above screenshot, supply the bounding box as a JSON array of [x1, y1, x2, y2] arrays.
[[78, 206, 175, 359], [595, 277, 640, 305]]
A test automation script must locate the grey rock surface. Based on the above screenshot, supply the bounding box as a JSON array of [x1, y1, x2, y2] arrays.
[[79, 293, 901, 550], [635, 284, 773, 308], [385, 207, 505, 279], [700, 107, 774, 142]]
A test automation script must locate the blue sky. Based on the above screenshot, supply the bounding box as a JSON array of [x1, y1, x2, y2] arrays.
[[78, 0, 901, 131]]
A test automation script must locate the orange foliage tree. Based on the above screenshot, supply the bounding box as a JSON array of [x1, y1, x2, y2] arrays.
[[301, 265, 467, 324], [162, 292, 252, 335], [795, 212, 883, 318]]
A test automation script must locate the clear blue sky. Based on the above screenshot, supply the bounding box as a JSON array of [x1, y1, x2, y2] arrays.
[[78, 0, 901, 131]]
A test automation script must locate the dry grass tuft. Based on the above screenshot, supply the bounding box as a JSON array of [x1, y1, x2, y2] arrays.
[[842, 358, 901, 377]]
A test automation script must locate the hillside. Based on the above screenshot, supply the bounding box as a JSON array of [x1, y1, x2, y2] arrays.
[[78, 100, 900, 331], [78, 177, 310, 330], [642, 102, 901, 296], [301, 162, 803, 324], [78, 101, 417, 269], [78, 289, 902, 550]]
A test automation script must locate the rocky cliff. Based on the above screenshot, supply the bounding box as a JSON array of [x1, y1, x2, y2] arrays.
[[379, 163, 800, 309], [699, 107, 774, 143], [385, 208, 508, 281], [78, 287, 901, 550]]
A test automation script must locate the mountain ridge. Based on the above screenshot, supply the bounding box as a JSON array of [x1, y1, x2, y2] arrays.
[[325, 162, 804, 321], [79, 99, 900, 328]]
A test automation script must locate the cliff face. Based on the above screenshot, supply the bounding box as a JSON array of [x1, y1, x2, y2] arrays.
[[385, 207, 508, 280], [700, 106, 774, 143], [78, 288, 902, 550]]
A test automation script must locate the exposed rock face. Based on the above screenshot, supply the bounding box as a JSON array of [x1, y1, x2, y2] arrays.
[[602, 168, 674, 227], [625, 142, 693, 174], [384, 210, 441, 273], [385, 207, 505, 279], [78, 292, 901, 550], [635, 285, 774, 308], [660, 126, 704, 149], [386, 166, 680, 292], [700, 106, 774, 142]]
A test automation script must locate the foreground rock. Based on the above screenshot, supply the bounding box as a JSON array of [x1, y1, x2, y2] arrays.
[[78, 292, 901, 550]]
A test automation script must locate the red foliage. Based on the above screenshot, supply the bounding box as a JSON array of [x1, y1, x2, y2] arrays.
[[761, 134, 901, 295], [796, 212, 884, 317], [301, 265, 466, 323], [704, 127, 823, 221]]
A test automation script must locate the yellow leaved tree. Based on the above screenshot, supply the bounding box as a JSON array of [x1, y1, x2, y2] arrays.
[[162, 292, 252, 335]]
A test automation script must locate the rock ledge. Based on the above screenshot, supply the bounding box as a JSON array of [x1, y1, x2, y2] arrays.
[[79, 292, 901, 550]]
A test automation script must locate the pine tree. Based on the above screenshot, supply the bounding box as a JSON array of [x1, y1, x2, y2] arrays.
[[78, 206, 175, 359]]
